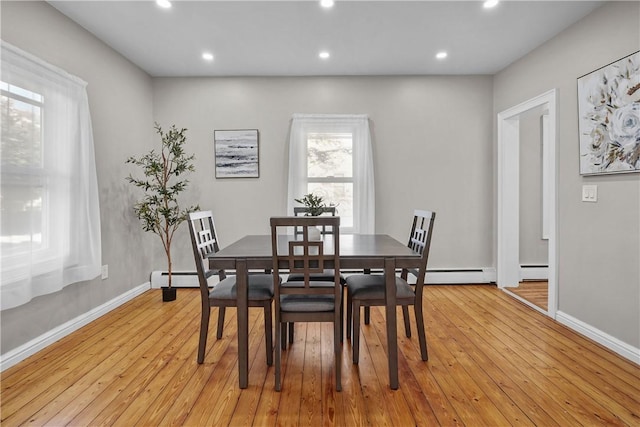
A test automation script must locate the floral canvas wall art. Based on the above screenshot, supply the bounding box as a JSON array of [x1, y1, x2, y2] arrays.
[[214, 129, 259, 178], [578, 51, 640, 175]]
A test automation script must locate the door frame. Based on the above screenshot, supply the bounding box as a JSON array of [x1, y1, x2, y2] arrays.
[[497, 89, 557, 318]]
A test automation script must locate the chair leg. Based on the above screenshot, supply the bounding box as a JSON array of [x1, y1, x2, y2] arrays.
[[353, 301, 361, 364], [264, 302, 273, 366], [402, 306, 412, 338], [414, 302, 428, 361], [197, 307, 210, 364], [216, 307, 226, 339], [340, 289, 344, 343], [275, 316, 282, 391], [364, 306, 370, 325], [346, 291, 353, 340], [281, 323, 288, 350], [335, 310, 342, 391], [288, 322, 295, 344]]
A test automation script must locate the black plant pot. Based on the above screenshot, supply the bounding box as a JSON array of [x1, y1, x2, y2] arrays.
[[162, 287, 177, 302]]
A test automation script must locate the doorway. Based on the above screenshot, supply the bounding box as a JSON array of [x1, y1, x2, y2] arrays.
[[497, 89, 557, 318]]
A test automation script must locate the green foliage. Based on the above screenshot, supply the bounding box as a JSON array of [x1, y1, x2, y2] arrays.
[[126, 123, 198, 287], [294, 193, 327, 217]]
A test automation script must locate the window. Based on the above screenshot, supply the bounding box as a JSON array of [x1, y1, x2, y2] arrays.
[[307, 132, 354, 228], [1, 42, 101, 310], [1, 82, 46, 260], [287, 114, 374, 234]]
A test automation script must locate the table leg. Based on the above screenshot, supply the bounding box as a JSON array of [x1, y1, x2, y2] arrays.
[[237, 258, 249, 389], [384, 257, 398, 389]]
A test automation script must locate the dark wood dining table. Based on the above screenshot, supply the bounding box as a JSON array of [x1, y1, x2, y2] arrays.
[[207, 233, 421, 390]]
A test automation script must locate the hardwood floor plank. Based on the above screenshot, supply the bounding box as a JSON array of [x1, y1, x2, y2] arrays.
[[299, 322, 323, 426], [0, 292, 156, 411], [45, 295, 201, 427], [274, 323, 307, 426], [320, 322, 346, 427], [352, 311, 394, 426], [218, 312, 271, 427], [1, 292, 182, 426], [427, 287, 570, 426], [0, 292, 151, 383], [2, 287, 638, 427], [367, 307, 442, 426], [456, 286, 632, 426]]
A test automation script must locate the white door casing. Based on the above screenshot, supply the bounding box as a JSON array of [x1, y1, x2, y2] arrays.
[[497, 89, 557, 318]]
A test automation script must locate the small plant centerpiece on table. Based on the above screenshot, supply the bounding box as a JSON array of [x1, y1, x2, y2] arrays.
[[295, 193, 327, 217], [295, 193, 333, 240], [126, 123, 198, 302]]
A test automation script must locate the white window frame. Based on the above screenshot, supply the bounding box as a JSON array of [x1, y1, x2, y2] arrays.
[[287, 114, 375, 234]]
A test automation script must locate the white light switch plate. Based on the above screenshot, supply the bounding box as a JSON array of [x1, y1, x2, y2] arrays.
[[582, 184, 597, 202]]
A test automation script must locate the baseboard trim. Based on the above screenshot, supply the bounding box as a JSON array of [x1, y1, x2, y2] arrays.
[[556, 311, 640, 365], [0, 282, 151, 372]]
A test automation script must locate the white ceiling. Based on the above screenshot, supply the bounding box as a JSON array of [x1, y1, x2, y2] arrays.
[[48, 0, 605, 77]]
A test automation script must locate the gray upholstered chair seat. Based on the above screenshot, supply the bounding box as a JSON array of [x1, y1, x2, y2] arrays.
[[209, 274, 274, 301], [346, 275, 415, 300], [280, 294, 335, 312]]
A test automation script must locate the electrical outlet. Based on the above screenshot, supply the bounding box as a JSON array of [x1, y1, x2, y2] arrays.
[[101, 265, 109, 280]]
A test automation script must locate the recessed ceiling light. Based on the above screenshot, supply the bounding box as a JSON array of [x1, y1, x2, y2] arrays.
[[320, 0, 335, 8], [483, 0, 499, 9], [156, 0, 172, 9], [436, 51, 448, 60], [319, 51, 330, 59], [202, 52, 214, 61]]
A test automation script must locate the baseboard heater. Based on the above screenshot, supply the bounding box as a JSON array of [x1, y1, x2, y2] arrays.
[[520, 265, 549, 281], [344, 268, 496, 284], [151, 267, 498, 288], [150, 271, 200, 288]]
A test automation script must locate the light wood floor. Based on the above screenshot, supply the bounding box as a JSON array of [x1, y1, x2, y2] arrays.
[[505, 281, 548, 311], [1, 285, 639, 426]]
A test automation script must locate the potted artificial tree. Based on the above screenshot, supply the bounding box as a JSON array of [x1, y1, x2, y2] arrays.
[[126, 123, 198, 302]]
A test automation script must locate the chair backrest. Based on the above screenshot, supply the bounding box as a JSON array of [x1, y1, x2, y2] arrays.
[[406, 210, 436, 298], [270, 216, 341, 296], [188, 211, 224, 301], [293, 206, 337, 236]]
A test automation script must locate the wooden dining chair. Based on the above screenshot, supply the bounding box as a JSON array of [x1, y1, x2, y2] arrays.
[[285, 206, 346, 347], [346, 210, 436, 364], [270, 216, 343, 391], [188, 210, 276, 366]]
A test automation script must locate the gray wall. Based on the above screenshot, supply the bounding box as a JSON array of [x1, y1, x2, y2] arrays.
[[152, 76, 495, 271], [494, 1, 640, 347], [1, 1, 155, 352]]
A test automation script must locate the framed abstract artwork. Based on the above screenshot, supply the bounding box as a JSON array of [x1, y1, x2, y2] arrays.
[[214, 129, 259, 178], [577, 51, 639, 175]]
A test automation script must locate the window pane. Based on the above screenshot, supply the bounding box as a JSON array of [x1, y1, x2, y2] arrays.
[[1, 181, 44, 254], [307, 132, 352, 178], [308, 182, 353, 228], [1, 93, 43, 168]]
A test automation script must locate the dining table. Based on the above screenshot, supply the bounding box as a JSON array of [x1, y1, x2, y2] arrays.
[[207, 233, 421, 390]]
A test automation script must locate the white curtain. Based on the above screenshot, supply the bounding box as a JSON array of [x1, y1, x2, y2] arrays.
[[287, 113, 375, 234], [1, 41, 102, 310]]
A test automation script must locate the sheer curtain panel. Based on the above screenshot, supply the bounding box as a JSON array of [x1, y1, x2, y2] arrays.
[[287, 114, 375, 234], [1, 41, 102, 310]]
